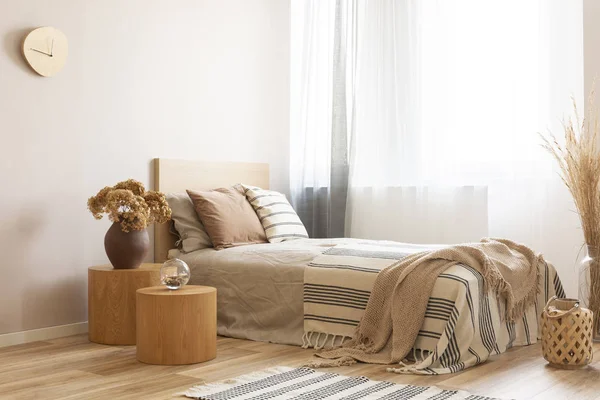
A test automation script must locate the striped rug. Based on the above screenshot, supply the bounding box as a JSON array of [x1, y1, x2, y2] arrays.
[[180, 366, 507, 399]]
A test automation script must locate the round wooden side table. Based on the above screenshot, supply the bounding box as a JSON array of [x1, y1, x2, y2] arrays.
[[136, 285, 217, 365], [88, 264, 161, 345]]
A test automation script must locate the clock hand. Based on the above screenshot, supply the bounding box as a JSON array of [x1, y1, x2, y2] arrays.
[[29, 48, 52, 57], [50, 38, 54, 57]]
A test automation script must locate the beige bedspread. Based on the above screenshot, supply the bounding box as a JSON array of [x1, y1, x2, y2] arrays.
[[176, 238, 565, 372], [177, 239, 351, 345]]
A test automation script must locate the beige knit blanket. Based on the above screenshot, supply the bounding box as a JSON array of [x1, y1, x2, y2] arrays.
[[309, 238, 543, 367]]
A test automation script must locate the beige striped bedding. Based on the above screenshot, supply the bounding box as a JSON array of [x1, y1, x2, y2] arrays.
[[175, 238, 564, 375], [303, 241, 564, 374]]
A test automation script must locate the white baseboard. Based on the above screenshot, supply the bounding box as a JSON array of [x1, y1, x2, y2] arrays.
[[0, 322, 88, 348]]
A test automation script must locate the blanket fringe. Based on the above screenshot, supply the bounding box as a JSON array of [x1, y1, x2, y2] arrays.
[[410, 348, 428, 364], [387, 365, 431, 375], [302, 356, 357, 368], [385, 357, 434, 375], [301, 331, 351, 350], [480, 255, 543, 322], [479, 238, 543, 322]]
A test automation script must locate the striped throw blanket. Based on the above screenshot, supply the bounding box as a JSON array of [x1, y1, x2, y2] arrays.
[[303, 241, 564, 374]]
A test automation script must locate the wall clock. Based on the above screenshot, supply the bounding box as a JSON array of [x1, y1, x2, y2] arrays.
[[22, 27, 68, 77]]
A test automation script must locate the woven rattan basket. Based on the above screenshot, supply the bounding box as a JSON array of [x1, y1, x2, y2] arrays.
[[541, 296, 593, 369]]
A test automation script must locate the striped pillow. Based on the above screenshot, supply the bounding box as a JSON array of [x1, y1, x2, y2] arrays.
[[241, 185, 309, 243]]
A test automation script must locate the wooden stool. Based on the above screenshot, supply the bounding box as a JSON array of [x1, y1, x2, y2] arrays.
[[88, 264, 161, 345], [136, 285, 217, 365]]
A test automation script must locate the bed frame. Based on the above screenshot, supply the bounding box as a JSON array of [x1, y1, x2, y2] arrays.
[[153, 158, 270, 263]]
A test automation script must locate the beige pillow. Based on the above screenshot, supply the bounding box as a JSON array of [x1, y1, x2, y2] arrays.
[[166, 192, 212, 253], [187, 187, 267, 249]]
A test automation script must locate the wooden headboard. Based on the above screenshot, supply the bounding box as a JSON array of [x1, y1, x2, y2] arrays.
[[153, 158, 270, 263]]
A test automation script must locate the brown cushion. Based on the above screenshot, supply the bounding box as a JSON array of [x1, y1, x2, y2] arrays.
[[187, 187, 267, 249]]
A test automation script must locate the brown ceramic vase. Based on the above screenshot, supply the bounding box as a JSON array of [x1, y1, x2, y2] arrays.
[[104, 222, 149, 269]]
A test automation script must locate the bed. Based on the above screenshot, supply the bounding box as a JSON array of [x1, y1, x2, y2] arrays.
[[153, 159, 565, 374]]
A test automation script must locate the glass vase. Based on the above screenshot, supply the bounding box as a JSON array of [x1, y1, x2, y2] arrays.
[[160, 258, 190, 290], [578, 245, 600, 341]]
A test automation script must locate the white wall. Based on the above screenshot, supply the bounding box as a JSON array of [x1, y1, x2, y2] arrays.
[[584, 0, 600, 100], [0, 0, 290, 335]]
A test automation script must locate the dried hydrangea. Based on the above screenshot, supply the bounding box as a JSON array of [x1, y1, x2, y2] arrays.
[[113, 179, 146, 196], [87, 186, 112, 219], [87, 180, 172, 232], [143, 191, 172, 224]]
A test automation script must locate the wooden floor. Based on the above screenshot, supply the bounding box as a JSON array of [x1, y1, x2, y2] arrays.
[[1, 335, 600, 400]]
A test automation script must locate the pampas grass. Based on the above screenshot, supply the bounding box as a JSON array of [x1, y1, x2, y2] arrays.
[[540, 88, 600, 337], [541, 91, 600, 249]]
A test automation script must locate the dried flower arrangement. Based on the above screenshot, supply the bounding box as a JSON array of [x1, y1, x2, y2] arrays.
[[540, 89, 600, 339], [88, 179, 172, 232]]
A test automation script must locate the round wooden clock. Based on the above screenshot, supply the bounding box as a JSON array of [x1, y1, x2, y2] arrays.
[[22, 27, 68, 77]]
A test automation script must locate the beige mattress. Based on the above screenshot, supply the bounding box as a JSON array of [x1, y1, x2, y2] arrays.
[[176, 238, 351, 345]]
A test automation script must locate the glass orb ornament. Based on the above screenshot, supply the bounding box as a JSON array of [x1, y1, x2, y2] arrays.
[[160, 258, 190, 290]]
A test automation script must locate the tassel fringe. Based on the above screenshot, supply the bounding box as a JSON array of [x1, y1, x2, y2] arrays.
[[478, 249, 543, 322], [302, 356, 357, 368], [302, 331, 351, 350], [177, 367, 293, 398]]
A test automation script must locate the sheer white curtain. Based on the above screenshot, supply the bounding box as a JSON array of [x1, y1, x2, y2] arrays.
[[290, 0, 335, 195], [290, 0, 336, 237], [290, 0, 357, 238], [290, 0, 584, 294], [349, 0, 581, 185]]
